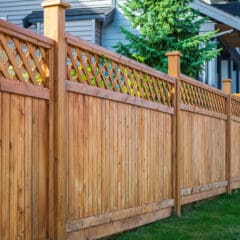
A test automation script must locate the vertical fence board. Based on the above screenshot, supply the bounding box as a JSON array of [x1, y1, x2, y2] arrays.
[[1, 93, 10, 240], [24, 97, 32, 240], [32, 99, 39, 239], [0, 92, 1, 238], [17, 96, 25, 240], [9, 95, 18, 240], [38, 100, 48, 238]]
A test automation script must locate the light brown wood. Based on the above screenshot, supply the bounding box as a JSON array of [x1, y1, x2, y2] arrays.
[[166, 51, 182, 215], [66, 199, 174, 232], [32, 98, 39, 239], [180, 103, 227, 120], [181, 187, 226, 205], [66, 92, 173, 221], [180, 111, 226, 195], [1, 93, 10, 240], [0, 92, 1, 238], [0, 78, 50, 99], [47, 45, 55, 240], [66, 40, 174, 106], [231, 182, 240, 190], [222, 79, 232, 193], [66, 207, 172, 240], [43, 1, 70, 239], [0, 19, 54, 48], [1, 8, 240, 240], [222, 79, 232, 95], [181, 181, 228, 196], [9, 94, 18, 240], [65, 81, 174, 114], [24, 97, 32, 240], [231, 121, 240, 190], [66, 33, 175, 85]]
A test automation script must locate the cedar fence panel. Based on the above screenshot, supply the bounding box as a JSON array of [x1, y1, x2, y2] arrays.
[[65, 35, 175, 239], [179, 75, 228, 205], [0, 2, 240, 239], [231, 96, 240, 190], [0, 19, 54, 239]]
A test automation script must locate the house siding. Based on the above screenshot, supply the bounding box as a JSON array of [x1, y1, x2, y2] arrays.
[[102, 0, 137, 51], [0, 0, 112, 41], [0, 0, 112, 25]]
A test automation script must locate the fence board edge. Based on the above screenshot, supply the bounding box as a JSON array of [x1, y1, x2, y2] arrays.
[[180, 103, 227, 120], [181, 187, 226, 205], [0, 78, 50, 99], [0, 19, 54, 48], [66, 199, 174, 232], [65, 80, 174, 114]]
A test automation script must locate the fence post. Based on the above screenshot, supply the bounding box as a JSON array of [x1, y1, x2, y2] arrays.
[[166, 51, 182, 215], [42, 0, 71, 239], [222, 78, 232, 194]]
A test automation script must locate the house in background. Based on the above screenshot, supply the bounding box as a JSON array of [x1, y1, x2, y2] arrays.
[[192, 0, 240, 92], [0, 0, 240, 92], [0, 0, 134, 48]]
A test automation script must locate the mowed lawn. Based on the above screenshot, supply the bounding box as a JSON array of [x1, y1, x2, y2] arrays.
[[104, 191, 240, 240]]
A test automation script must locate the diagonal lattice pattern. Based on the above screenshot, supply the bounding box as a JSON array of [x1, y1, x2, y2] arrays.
[[0, 32, 49, 86], [66, 43, 175, 107], [180, 76, 227, 115], [231, 97, 240, 117]]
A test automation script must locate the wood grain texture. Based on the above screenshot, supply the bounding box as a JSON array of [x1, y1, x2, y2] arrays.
[[0, 93, 49, 239], [231, 121, 240, 187], [66, 92, 173, 237], [180, 110, 227, 202], [66, 207, 172, 240]]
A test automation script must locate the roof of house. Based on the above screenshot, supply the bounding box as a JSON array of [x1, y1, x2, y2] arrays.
[[213, 2, 240, 18], [23, 7, 115, 28], [190, 1, 240, 48], [190, 0, 240, 31]]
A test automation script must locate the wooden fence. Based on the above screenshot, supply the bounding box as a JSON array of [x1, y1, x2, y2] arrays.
[[0, 1, 239, 239]]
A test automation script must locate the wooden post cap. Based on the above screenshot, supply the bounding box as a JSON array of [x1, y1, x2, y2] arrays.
[[165, 51, 182, 57], [165, 51, 182, 78], [222, 78, 232, 94], [42, 0, 71, 8]]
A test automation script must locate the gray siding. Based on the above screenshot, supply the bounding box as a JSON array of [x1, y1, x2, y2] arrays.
[[0, 0, 112, 26], [0, 0, 111, 43], [102, 0, 137, 51], [66, 20, 94, 41]]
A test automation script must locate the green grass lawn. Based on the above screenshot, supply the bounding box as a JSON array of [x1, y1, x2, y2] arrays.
[[104, 190, 240, 240]]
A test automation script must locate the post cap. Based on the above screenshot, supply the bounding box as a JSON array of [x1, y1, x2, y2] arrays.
[[42, 0, 71, 8], [222, 78, 232, 83], [165, 51, 182, 57]]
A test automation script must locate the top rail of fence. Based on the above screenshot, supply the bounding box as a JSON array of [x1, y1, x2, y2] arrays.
[[0, 19, 54, 48]]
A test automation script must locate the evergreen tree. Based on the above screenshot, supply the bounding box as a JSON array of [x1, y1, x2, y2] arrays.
[[115, 0, 221, 78]]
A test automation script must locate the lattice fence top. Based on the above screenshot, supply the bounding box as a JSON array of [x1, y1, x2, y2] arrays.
[[180, 75, 227, 115], [231, 96, 240, 117], [66, 34, 175, 107], [0, 20, 53, 87]]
